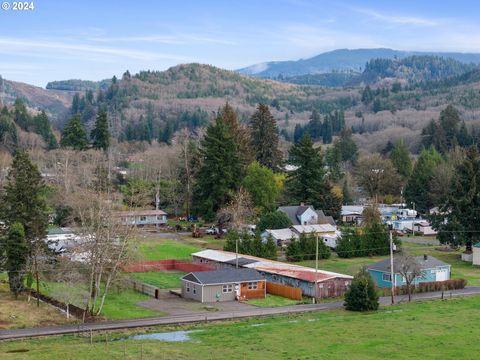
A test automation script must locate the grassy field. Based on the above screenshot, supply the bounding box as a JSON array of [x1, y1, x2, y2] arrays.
[[138, 239, 200, 261], [2, 296, 480, 359], [248, 294, 304, 307], [0, 276, 76, 330], [31, 280, 162, 320], [129, 271, 186, 289]]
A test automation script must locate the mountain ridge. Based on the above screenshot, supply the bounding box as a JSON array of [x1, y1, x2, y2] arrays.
[[238, 48, 480, 78]]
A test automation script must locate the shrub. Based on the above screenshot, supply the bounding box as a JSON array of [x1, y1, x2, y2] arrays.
[[344, 267, 379, 312], [379, 278, 467, 296], [286, 234, 331, 262]]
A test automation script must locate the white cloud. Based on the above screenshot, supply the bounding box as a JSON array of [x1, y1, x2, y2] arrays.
[[353, 7, 439, 27], [0, 37, 190, 61]]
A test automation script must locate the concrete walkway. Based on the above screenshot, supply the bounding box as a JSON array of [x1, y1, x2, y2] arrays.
[[1, 286, 479, 341]]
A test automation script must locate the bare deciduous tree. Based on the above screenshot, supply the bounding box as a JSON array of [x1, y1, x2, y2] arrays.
[[396, 252, 423, 302], [217, 187, 254, 233]]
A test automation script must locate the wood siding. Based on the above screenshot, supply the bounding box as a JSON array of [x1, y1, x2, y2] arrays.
[[266, 281, 302, 300], [239, 281, 266, 300]]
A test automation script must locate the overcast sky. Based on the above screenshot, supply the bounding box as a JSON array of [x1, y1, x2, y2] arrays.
[[1, 0, 480, 86]]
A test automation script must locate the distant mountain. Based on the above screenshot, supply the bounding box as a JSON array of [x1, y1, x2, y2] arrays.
[[238, 48, 480, 78], [0, 75, 72, 122]]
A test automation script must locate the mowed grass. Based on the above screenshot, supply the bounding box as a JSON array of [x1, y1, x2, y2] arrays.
[[2, 296, 480, 359], [129, 271, 186, 289], [248, 294, 304, 307], [138, 239, 200, 260]]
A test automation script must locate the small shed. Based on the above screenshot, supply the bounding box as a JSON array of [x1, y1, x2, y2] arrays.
[[181, 268, 266, 303], [473, 242, 480, 266]]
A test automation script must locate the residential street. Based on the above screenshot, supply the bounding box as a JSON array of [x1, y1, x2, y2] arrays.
[[1, 286, 479, 341]]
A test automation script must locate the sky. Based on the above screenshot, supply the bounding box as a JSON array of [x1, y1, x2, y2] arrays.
[[1, 0, 480, 87]]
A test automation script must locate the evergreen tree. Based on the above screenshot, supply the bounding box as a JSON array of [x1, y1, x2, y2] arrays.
[[218, 103, 253, 172], [404, 147, 443, 213], [344, 267, 379, 312], [91, 110, 110, 151], [60, 114, 89, 150], [0, 108, 18, 152], [322, 116, 333, 144], [4, 223, 28, 298], [439, 105, 461, 150], [33, 111, 58, 149], [432, 146, 480, 252], [342, 178, 353, 204], [308, 110, 323, 140], [293, 124, 305, 143], [286, 134, 341, 218], [257, 211, 292, 232], [193, 114, 242, 221], [361, 86, 374, 105], [389, 140, 412, 178], [1, 151, 49, 300], [264, 235, 277, 260], [249, 104, 282, 170]]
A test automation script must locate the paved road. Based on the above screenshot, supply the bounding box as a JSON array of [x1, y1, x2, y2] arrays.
[[1, 287, 479, 341]]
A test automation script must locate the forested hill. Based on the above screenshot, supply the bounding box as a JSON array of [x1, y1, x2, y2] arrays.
[[0, 75, 72, 122], [238, 48, 480, 78], [350, 56, 477, 86]]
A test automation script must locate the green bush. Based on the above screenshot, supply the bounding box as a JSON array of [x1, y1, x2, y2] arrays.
[[344, 267, 379, 312]]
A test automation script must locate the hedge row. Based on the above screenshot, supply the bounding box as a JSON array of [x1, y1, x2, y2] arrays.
[[381, 278, 467, 296]]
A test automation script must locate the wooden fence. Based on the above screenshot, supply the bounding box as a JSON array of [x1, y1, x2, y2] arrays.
[[266, 281, 302, 300], [125, 278, 161, 299]]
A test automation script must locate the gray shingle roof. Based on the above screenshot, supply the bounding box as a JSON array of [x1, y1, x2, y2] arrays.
[[182, 268, 264, 285], [367, 255, 449, 273], [278, 205, 313, 225], [224, 257, 259, 266]]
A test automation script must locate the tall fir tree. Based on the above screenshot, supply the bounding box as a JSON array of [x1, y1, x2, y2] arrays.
[[193, 115, 242, 221], [390, 140, 412, 178], [33, 111, 58, 150], [1, 151, 49, 299], [404, 146, 443, 213], [249, 104, 282, 170], [4, 223, 28, 298], [308, 109, 323, 140], [91, 110, 110, 151], [286, 134, 341, 218], [432, 146, 480, 252], [218, 103, 253, 172], [60, 114, 89, 150]]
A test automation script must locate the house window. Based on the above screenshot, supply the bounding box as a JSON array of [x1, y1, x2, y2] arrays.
[[140, 216, 147, 221], [186, 284, 190, 292], [382, 273, 392, 282], [222, 284, 233, 293], [193, 285, 196, 294], [247, 282, 258, 290]]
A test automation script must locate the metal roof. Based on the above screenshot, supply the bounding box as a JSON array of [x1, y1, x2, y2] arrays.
[[224, 257, 259, 266], [291, 224, 336, 234], [191, 249, 353, 283], [182, 268, 264, 285], [367, 255, 449, 273], [264, 228, 298, 241], [114, 209, 167, 216]]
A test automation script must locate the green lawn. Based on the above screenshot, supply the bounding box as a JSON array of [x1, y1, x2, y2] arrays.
[[33, 280, 162, 320], [3, 296, 480, 359], [129, 271, 186, 289], [248, 294, 304, 307], [138, 239, 200, 260]]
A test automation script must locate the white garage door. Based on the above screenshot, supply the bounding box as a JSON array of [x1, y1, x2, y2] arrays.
[[435, 268, 448, 281]]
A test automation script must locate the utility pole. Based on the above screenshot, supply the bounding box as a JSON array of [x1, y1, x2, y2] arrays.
[[315, 235, 319, 304], [390, 231, 395, 305], [411, 202, 416, 237], [235, 237, 239, 269]]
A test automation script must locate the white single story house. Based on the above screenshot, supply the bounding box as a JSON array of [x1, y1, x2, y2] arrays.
[[261, 223, 340, 248], [413, 220, 437, 236], [473, 242, 480, 266], [115, 209, 167, 226]]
